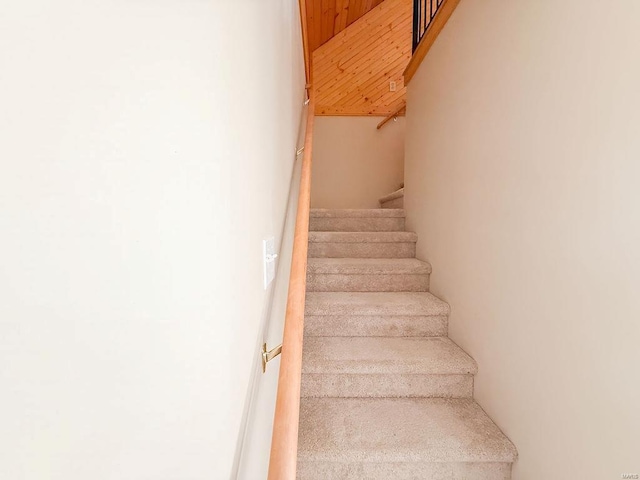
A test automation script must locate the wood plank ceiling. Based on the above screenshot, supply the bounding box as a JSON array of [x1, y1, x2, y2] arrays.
[[306, 0, 386, 53], [313, 0, 412, 116]]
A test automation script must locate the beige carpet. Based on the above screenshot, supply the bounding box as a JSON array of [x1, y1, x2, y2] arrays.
[[298, 208, 517, 479]]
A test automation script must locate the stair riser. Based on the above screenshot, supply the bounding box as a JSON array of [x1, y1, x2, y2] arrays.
[[297, 461, 512, 480], [306, 273, 429, 292], [304, 315, 448, 337], [301, 374, 473, 398], [308, 242, 416, 258], [309, 217, 405, 232]]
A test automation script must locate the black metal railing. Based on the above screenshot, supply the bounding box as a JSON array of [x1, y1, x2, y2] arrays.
[[413, 0, 445, 52]]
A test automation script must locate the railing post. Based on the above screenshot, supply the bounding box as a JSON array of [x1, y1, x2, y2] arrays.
[[412, 0, 420, 52], [413, 0, 449, 53]]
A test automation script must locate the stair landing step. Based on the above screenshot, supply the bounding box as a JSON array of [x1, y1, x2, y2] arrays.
[[297, 461, 512, 480], [304, 314, 448, 337], [307, 258, 431, 275], [306, 258, 431, 292], [305, 292, 450, 317], [308, 232, 417, 258], [302, 337, 477, 375], [310, 209, 405, 218], [309, 231, 417, 243], [298, 397, 517, 464], [301, 337, 475, 398], [309, 209, 407, 232]]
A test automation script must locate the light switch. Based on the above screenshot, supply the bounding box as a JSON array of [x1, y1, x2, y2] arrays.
[[263, 237, 277, 289]]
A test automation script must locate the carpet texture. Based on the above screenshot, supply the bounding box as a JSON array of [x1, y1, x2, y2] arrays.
[[297, 209, 516, 479], [310, 208, 406, 232]]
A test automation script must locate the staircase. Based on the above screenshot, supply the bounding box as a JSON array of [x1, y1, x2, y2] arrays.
[[297, 208, 517, 479]]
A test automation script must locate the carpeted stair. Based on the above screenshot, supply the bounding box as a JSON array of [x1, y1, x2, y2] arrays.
[[298, 208, 517, 479]]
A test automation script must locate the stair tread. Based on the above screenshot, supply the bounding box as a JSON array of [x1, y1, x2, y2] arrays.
[[310, 208, 405, 218], [305, 292, 450, 316], [307, 258, 431, 275], [302, 337, 477, 375], [298, 397, 518, 463], [309, 231, 417, 243]]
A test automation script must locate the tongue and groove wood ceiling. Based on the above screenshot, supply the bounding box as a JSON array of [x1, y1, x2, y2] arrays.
[[306, 0, 387, 52], [310, 0, 412, 116]]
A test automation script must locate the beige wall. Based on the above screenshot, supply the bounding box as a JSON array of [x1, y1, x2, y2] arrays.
[[311, 116, 405, 209], [236, 108, 306, 479], [0, 1, 304, 479], [404, 0, 640, 479]]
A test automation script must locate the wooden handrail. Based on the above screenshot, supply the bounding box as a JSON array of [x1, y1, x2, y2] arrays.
[[377, 102, 407, 130], [267, 94, 315, 480]]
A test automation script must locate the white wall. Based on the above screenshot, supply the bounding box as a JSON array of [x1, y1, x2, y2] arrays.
[[404, 0, 640, 478], [235, 135, 303, 480], [311, 117, 405, 209], [0, 1, 304, 479]]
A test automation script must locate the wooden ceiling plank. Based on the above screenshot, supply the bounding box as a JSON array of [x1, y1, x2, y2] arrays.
[[317, 61, 407, 108], [317, 52, 409, 106], [313, 21, 411, 93], [320, 90, 406, 115], [314, 36, 406, 92], [334, 0, 349, 34], [320, 0, 332, 46], [336, 77, 407, 108], [313, 20, 408, 84], [312, 0, 324, 52], [318, 92, 406, 116], [346, 0, 361, 25], [313, 4, 409, 62], [308, 0, 407, 56], [327, 0, 337, 41], [314, 53, 409, 103], [321, 15, 410, 68], [341, 91, 408, 113], [340, 75, 407, 107], [307, 0, 317, 54], [317, 37, 409, 86], [313, 0, 412, 116], [327, 52, 409, 97]]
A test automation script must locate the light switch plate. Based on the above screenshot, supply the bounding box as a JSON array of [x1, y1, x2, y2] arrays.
[[263, 237, 276, 289]]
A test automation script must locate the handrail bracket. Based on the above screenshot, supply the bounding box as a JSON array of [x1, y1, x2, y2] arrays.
[[262, 343, 283, 373]]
